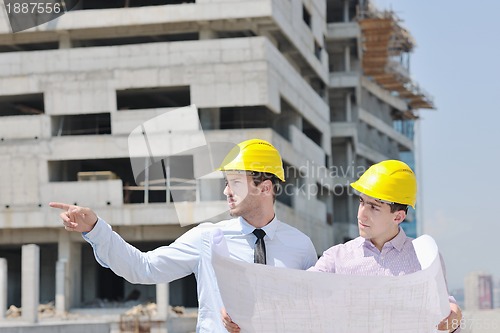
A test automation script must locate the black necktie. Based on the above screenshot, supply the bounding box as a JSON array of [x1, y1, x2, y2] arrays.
[[253, 229, 267, 265]]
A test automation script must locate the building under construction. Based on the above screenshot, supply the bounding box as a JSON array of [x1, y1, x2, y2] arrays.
[[0, 0, 433, 331]]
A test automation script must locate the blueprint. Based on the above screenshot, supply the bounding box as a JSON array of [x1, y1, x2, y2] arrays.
[[211, 231, 450, 333]]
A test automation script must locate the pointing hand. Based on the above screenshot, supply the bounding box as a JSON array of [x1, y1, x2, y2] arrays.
[[49, 202, 98, 233]]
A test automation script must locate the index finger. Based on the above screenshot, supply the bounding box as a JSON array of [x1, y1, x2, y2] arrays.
[[49, 202, 73, 211]]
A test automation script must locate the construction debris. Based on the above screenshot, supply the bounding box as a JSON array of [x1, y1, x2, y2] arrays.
[[6, 305, 21, 318], [171, 306, 185, 315], [124, 303, 157, 317], [5, 302, 62, 319]]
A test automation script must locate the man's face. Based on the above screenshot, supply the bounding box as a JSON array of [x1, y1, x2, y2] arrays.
[[223, 172, 261, 217], [357, 194, 403, 248]]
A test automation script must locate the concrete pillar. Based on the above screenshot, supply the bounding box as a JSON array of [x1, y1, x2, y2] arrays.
[[156, 283, 169, 320], [0, 258, 6, 319], [345, 93, 352, 122], [56, 231, 82, 313], [343, 0, 350, 22], [55, 259, 67, 314], [22, 244, 39, 323], [344, 46, 351, 72]]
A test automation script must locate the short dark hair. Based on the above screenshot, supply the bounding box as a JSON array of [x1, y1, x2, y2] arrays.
[[389, 203, 408, 214], [249, 171, 280, 203]]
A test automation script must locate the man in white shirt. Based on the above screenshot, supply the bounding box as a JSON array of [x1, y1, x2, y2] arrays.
[[50, 138, 318, 333]]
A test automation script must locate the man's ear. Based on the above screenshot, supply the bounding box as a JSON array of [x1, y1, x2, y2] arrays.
[[394, 210, 406, 224], [260, 179, 273, 195]]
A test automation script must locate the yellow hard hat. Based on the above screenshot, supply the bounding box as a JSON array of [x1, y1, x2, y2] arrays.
[[350, 160, 417, 208], [218, 139, 285, 182]]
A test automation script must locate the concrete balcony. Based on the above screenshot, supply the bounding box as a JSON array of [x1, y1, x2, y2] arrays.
[[329, 71, 360, 88], [41, 179, 124, 208], [328, 74, 408, 113], [0, 0, 328, 84], [48, 135, 130, 160], [0, 115, 50, 140], [330, 121, 357, 139], [358, 108, 414, 151], [326, 22, 360, 41], [44, 126, 327, 173], [0, 37, 328, 139], [112, 107, 188, 136], [0, 2, 269, 38], [360, 76, 407, 111]]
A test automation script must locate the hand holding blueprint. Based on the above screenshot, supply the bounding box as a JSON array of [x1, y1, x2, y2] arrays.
[[211, 232, 450, 333]]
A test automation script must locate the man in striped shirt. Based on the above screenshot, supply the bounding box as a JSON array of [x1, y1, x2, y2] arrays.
[[308, 160, 462, 332]]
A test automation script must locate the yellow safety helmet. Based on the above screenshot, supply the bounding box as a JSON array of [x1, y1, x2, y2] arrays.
[[350, 160, 417, 208], [218, 139, 285, 182]]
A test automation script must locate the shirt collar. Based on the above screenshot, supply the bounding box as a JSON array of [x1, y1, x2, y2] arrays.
[[354, 236, 366, 248], [360, 227, 407, 251], [389, 227, 407, 251], [239, 215, 279, 240]]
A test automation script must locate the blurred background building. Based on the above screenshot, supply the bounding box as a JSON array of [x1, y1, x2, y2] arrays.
[[465, 272, 494, 311], [494, 277, 500, 309], [462, 273, 500, 333], [0, 0, 432, 331]]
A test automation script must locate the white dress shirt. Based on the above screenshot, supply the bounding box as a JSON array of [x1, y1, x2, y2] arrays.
[[83, 215, 318, 333]]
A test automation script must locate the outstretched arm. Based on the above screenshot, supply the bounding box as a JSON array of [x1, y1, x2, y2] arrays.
[[49, 202, 200, 284]]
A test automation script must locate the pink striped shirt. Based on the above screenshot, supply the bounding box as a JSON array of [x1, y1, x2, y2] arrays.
[[308, 227, 422, 275], [308, 228, 460, 332]]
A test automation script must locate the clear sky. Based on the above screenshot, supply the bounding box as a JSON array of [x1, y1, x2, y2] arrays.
[[375, 0, 500, 290]]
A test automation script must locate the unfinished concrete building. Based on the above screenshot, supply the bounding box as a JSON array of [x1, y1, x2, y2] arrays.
[[325, 0, 433, 243], [0, 0, 432, 331]]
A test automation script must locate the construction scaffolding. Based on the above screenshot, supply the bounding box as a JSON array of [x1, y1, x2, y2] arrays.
[[358, 2, 435, 111]]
